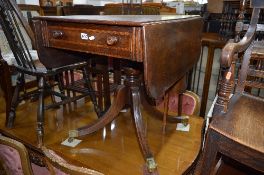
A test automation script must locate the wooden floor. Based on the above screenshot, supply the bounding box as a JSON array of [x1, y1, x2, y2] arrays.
[[0, 95, 204, 175]]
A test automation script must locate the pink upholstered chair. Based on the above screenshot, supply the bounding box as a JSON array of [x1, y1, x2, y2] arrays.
[[156, 90, 200, 116], [0, 134, 50, 175], [0, 134, 103, 175]]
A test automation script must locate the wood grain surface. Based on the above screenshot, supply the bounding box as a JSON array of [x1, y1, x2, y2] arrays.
[[0, 96, 204, 175]]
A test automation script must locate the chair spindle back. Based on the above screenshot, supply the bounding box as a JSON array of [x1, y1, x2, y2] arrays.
[[236, 40, 264, 97], [0, 0, 36, 70]]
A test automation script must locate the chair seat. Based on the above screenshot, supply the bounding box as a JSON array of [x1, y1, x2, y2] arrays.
[[2, 50, 39, 66], [14, 60, 87, 77], [211, 93, 264, 154]]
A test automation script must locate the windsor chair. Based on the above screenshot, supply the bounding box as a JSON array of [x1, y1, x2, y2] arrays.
[[0, 4, 41, 121], [0, 0, 101, 147]]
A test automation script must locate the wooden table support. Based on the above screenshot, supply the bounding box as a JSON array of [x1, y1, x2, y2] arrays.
[[69, 67, 160, 174]]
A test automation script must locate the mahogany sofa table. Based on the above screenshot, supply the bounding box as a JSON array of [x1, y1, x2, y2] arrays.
[[33, 15, 203, 174]]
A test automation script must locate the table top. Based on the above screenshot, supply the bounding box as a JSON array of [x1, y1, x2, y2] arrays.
[[34, 15, 203, 99], [34, 15, 200, 26], [0, 98, 204, 175]]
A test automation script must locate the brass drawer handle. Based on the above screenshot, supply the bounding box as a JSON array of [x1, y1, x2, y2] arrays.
[[106, 36, 118, 46], [52, 30, 64, 39]]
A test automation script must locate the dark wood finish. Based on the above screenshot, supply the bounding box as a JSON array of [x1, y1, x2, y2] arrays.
[[234, 0, 247, 42], [34, 15, 203, 99], [197, 0, 260, 117], [46, 23, 136, 61], [20, 4, 110, 113], [200, 2, 264, 174], [62, 5, 104, 15], [214, 8, 260, 113], [0, 54, 13, 121], [206, 0, 264, 39], [0, 0, 101, 147], [41, 6, 62, 16], [0, 3, 40, 122], [33, 15, 203, 174], [103, 3, 160, 15], [236, 40, 264, 93], [200, 94, 264, 175], [18, 4, 43, 17], [93, 57, 111, 112], [62, 6, 115, 112], [218, 1, 239, 39]]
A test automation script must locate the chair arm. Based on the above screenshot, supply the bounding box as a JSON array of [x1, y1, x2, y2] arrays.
[[221, 8, 260, 68], [42, 146, 104, 175], [213, 8, 261, 115]]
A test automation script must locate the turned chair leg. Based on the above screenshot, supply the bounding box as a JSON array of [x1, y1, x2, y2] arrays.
[[37, 76, 45, 147], [6, 73, 24, 128]]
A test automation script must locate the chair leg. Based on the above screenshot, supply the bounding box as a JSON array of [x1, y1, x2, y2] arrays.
[[56, 73, 65, 94], [97, 74, 103, 112], [0, 62, 13, 126], [6, 73, 24, 128], [82, 67, 102, 117], [56, 73, 66, 108], [70, 70, 77, 107], [37, 77, 45, 147]]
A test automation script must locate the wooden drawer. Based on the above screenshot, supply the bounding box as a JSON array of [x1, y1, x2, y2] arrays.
[[44, 22, 143, 61]]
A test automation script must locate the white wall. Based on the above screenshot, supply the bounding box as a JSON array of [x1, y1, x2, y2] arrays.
[[16, 0, 39, 5]]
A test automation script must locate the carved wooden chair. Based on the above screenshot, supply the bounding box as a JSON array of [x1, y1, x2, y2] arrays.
[[42, 146, 104, 175], [200, 0, 264, 174], [0, 134, 50, 175], [0, 0, 101, 147]]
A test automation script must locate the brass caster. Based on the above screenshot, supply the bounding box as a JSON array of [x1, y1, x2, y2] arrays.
[[146, 157, 157, 173], [68, 130, 78, 143]]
